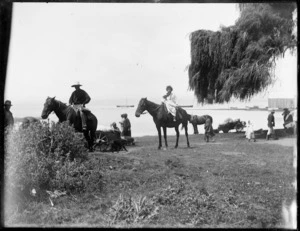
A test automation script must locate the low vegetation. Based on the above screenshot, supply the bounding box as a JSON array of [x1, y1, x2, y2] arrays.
[[3, 126, 296, 228]]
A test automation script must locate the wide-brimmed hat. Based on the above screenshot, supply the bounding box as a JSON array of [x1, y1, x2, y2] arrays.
[[166, 85, 173, 91], [71, 82, 82, 87], [282, 108, 290, 115], [4, 100, 12, 106]]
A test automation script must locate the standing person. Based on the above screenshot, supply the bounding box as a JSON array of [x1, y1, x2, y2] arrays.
[[204, 117, 215, 142], [282, 108, 294, 132], [4, 100, 14, 130], [162, 85, 178, 121], [69, 82, 91, 130], [266, 109, 277, 140], [119, 113, 131, 137], [246, 120, 256, 142]]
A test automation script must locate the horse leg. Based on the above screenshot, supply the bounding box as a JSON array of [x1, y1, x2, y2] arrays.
[[193, 123, 199, 134], [156, 125, 162, 149], [163, 126, 168, 148], [84, 130, 93, 152], [185, 124, 190, 147], [174, 126, 179, 148], [89, 129, 97, 152]]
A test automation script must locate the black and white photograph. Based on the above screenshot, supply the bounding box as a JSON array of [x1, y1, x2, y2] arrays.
[[2, 1, 297, 228]]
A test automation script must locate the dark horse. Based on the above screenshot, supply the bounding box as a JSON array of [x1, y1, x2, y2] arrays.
[[135, 98, 190, 149], [41, 97, 98, 151], [187, 114, 213, 134]]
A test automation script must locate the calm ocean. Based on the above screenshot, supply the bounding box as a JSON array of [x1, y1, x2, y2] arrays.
[[13, 104, 285, 137]]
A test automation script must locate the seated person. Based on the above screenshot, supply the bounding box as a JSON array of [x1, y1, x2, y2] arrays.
[[110, 122, 121, 133], [162, 85, 178, 121]]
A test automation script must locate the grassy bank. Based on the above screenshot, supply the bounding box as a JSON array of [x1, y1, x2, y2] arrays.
[[4, 132, 296, 228]]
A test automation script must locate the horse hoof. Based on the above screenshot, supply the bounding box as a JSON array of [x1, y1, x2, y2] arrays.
[[174, 146, 178, 149]]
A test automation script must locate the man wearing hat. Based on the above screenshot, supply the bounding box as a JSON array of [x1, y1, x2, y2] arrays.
[[69, 82, 91, 130], [162, 85, 178, 121], [266, 109, 277, 140], [4, 100, 14, 129]]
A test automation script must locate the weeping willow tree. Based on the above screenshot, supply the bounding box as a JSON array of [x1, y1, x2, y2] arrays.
[[188, 3, 297, 103]]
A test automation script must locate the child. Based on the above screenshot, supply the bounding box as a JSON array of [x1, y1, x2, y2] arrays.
[[110, 122, 121, 133], [246, 120, 256, 142], [204, 118, 215, 142]]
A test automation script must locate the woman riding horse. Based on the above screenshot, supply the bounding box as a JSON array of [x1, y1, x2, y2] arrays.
[[135, 97, 190, 149]]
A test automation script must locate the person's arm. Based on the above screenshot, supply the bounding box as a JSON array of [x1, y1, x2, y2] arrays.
[[84, 91, 91, 105], [69, 92, 74, 105]]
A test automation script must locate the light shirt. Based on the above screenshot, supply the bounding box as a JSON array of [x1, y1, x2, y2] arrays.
[[164, 92, 177, 104]]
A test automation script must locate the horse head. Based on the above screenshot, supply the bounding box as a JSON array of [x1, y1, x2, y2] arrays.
[[41, 97, 56, 119], [135, 97, 147, 117]]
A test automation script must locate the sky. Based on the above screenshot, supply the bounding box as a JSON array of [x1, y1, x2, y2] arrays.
[[4, 3, 297, 112]]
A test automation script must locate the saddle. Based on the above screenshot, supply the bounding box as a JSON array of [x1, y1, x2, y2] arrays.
[[72, 107, 93, 121]]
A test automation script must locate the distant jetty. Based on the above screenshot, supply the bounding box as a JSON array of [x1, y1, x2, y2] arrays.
[[179, 105, 193, 108], [116, 105, 135, 108]]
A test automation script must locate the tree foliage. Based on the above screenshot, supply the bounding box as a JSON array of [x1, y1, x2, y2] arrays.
[[188, 3, 297, 103]]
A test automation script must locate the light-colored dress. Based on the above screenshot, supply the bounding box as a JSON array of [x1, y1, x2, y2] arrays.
[[163, 93, 177, 117], [246, 122, 255, 139]]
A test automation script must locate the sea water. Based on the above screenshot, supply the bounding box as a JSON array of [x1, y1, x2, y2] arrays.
[[13, 104, 285, 137]]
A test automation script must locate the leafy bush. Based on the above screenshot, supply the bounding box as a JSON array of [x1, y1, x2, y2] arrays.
[[4, 121, 99, 208]]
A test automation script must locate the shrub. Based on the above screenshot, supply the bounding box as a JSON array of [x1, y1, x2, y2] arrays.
[[4, 121, 99, 212]]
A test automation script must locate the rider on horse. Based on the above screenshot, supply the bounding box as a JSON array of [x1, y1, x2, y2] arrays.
[[162, 85, 178, 121], [69, 82, 91, 130]]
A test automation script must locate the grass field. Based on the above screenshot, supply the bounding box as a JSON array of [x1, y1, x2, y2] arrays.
[[4, 132, 296, 228]]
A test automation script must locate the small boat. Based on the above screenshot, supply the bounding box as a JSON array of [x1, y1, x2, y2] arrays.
[[116, 98, 134, 108]]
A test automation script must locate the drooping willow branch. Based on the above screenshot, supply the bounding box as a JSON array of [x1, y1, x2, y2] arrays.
[[188, 3, 296, 103]]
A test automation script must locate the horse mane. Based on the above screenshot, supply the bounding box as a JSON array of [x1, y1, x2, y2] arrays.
[[53, 98, 68, 107], [145, 98, 161, 108]]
